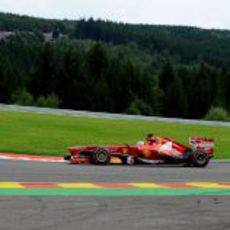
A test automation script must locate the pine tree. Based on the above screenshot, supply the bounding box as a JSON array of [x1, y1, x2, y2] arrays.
[[30, 43, 55, 97], [164, 74, 187, 117], [225, 69, 230, 111], [159, 60, 187, 117], [191, 63, 215, 118]]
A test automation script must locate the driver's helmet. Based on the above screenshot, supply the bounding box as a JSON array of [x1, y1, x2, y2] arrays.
[[146, 134, 157, 143], [146, 134, 155, 141], [136, 141, 144, 146]]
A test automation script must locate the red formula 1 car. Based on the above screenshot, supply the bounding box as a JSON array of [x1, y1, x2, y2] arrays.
[[64, 136, 214, 167]]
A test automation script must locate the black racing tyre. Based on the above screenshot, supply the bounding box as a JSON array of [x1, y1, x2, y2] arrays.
[[92, 148, 111, 165], [64, 154, 71, 161], [192, 151, 209, 167]]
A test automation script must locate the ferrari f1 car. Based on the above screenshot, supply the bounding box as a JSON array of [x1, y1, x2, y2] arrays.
[[64, 136, 214, 167]]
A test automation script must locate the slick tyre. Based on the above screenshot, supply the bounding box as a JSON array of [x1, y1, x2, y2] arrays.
[[64, 154, 71, 161], [92, 148, 111, 165], [192, 151, 209, 167]]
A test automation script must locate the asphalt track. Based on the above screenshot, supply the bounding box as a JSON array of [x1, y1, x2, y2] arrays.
[[0, 159, 229, 230], [0, 159, 229, 183]]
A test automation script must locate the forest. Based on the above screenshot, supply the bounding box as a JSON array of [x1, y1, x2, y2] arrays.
[[0, 12, 230, 120]]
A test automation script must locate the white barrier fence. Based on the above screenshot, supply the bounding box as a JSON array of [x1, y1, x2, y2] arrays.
[[0, 103, 230, 127]]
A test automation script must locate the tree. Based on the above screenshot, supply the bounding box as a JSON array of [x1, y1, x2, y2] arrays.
[[0, 58, 16, 103], [30, 43, 55, 97], [159, 60, 187, 117], [84, 42, 109, 110], [55, 47, 84, 109], [189, 63, 215, 118], [164, 74, 187, 117], [159, 59, 175, 93], [224, 69, 230, 111]]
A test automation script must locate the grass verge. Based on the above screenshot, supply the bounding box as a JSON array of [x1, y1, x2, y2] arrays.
[[0, 110, 229, 159]]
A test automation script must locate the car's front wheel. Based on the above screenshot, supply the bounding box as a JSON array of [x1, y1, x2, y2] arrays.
[[64, 154, 71, 161], [92, 148, 111, 165]]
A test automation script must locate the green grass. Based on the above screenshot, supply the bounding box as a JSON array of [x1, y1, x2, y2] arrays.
[[0, 110, 229, 159]]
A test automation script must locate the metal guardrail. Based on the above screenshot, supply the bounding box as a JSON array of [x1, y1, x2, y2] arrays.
[[0, 103, 230, 127]]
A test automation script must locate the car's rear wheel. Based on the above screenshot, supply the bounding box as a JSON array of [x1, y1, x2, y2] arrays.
[[192, 151, 209, 167], [92, 148, 111, 165]]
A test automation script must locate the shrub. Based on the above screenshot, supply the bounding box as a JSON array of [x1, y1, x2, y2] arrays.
[[11, 89, 34, 106], [36, 94, 60, 108], [125, 98, 153, 116], [204, 107, 228, 121]]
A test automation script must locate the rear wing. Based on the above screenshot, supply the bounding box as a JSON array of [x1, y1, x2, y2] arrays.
[[189, 137, 214, 155]]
